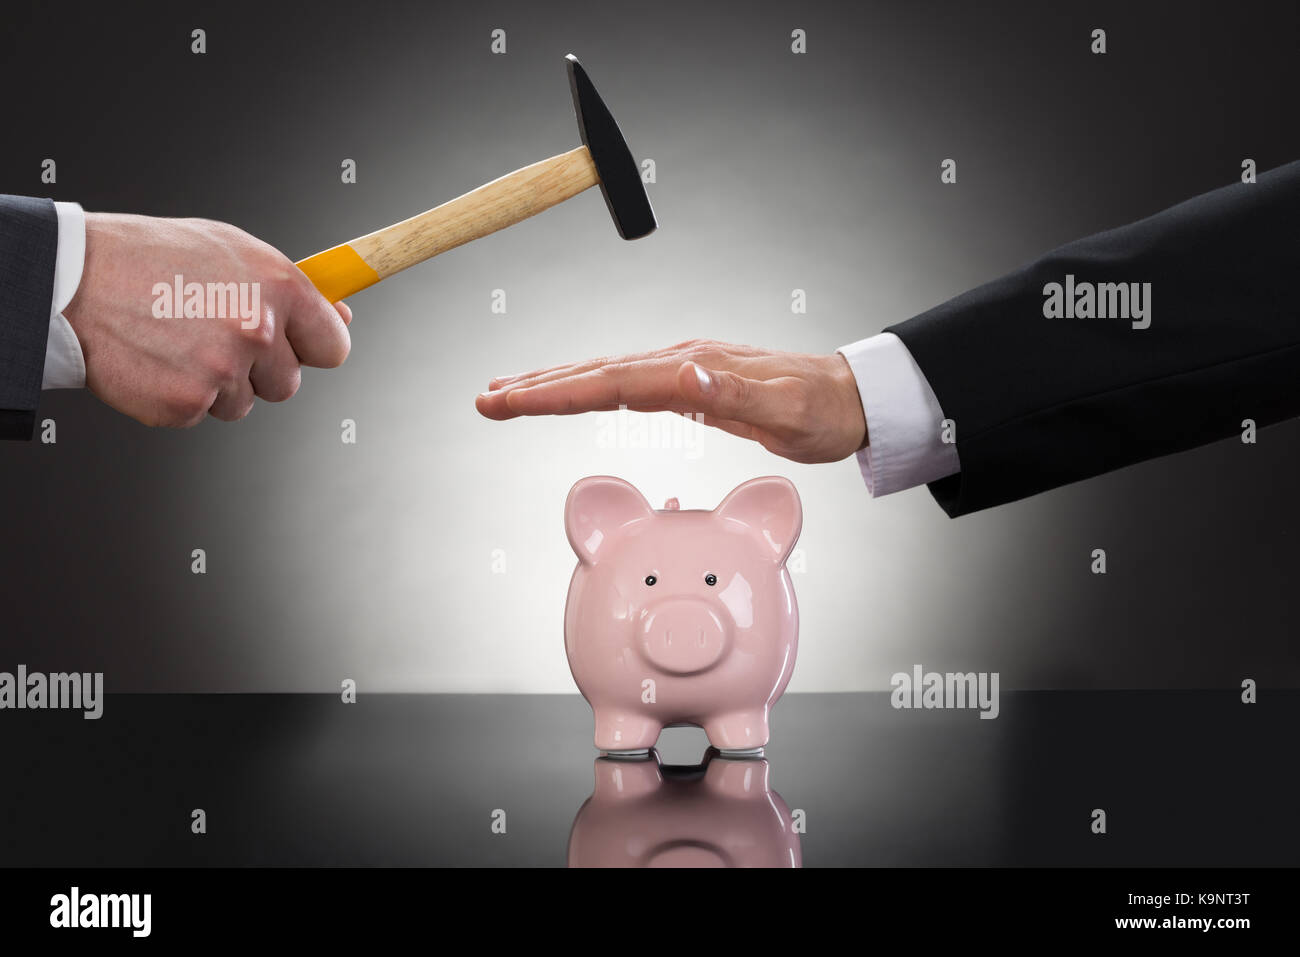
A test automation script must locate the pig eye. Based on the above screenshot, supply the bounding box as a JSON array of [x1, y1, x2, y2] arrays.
[[705, 573, 718, 586], [644, 575, 657, 586]]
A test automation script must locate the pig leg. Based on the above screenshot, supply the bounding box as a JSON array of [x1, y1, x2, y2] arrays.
[[593, 709, 662, 752], [703, 710, 770, 752]]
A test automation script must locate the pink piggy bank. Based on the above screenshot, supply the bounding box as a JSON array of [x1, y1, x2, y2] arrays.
[[564, 475, 802, 753]]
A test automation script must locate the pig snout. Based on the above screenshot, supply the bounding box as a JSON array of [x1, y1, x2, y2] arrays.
[[638, 599, 729, 674]]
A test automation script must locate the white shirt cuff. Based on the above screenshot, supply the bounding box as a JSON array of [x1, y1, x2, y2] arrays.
[[837, 332, 960, 497], [43, 202, 87, 390]]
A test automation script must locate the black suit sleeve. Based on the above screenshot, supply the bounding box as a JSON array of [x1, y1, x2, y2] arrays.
[[0, 195, 58, 440], [885, 160, 1300, 517]]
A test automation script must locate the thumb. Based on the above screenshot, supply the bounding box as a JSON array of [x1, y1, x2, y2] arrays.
[[677, 360, 788, 428], [286, 284, 352, 369]]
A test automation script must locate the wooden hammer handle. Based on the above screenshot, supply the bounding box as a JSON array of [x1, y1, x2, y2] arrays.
[[296, 145, 600, 303]]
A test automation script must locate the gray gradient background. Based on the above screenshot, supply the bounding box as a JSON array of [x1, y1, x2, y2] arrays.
[[2, 0, 1298, 692]]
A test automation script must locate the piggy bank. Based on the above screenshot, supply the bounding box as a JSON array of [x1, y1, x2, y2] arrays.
[[567, 749, 802, 867], [564, 475, 801, 753]]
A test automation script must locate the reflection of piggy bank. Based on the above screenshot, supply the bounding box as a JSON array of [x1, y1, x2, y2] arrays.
[[564, 476, 801, 753], [568, 749, 802, 867]]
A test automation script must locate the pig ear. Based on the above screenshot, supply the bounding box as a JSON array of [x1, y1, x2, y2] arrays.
[[565, 476, 655, 564], [715, 476, 802, 564]]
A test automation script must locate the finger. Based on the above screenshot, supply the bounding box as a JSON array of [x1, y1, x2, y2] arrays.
[[334, 300, 353, 326], [488, 360, 601, 391], [676, 361, 799, 433], [285, 284, 351, 368], [476, 391, 676, 420], [249, 333, 302, 403], [208, 376, 256, 421], [485, 341, 769, 391], [487, 349, 785, 395], [487, 352, 658, 392], [496, 363, 685, 418], [476, 389, 514, 419]]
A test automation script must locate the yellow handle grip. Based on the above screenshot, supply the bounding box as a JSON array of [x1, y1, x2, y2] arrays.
[[295, 243, 382, 304]]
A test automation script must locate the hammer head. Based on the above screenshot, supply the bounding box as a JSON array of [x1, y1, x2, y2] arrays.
[[566, 54, 657, 241]]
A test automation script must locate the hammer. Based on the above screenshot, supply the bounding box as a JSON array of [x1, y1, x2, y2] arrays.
[[296, 55, 656, 303]]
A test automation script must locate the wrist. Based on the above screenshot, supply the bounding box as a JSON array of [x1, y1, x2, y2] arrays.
[[61, 212, 99, 334], [832, 352, 869, 451]]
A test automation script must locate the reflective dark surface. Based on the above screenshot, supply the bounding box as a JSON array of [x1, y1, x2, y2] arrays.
[[569, 749, 801, 867], [0, 692, 1295, 866]]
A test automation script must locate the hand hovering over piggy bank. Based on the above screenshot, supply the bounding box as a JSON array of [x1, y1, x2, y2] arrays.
[[476, 339, 869, 464], [477, 162, 1300, 517]]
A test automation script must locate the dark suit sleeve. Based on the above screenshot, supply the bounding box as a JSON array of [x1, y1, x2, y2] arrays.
[[0, 195, 58, 440], [885, 160, 1300, 517]]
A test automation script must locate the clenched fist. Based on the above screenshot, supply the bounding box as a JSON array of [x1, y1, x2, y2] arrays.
[[64, 213, 352, 426]]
